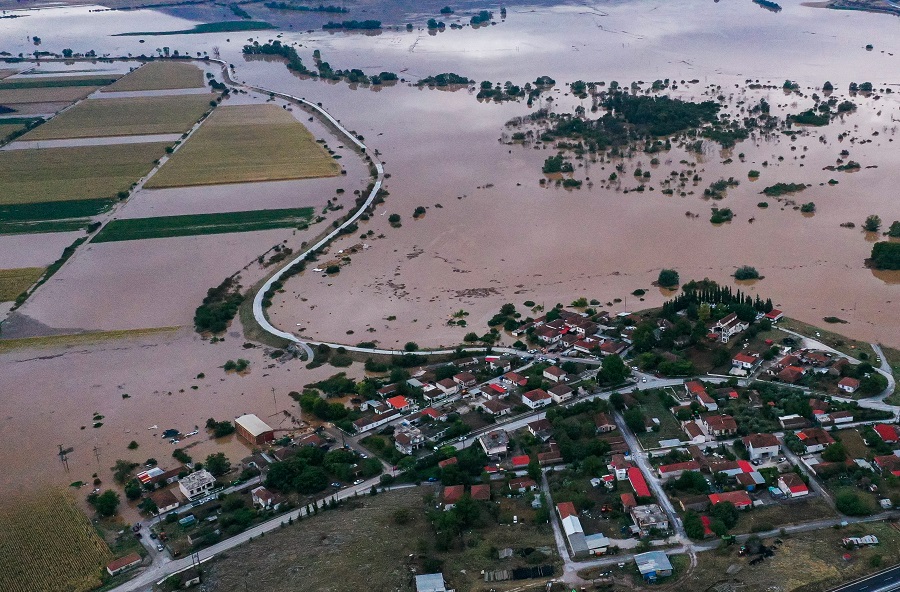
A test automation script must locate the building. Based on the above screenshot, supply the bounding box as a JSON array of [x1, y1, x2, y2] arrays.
[[683, 421, 706, 444], [149, 488, 180, 514], [353, 409, 400, 434], [442, 485, 465, 510], [585, 533, 611, 555], [543, 366, 567, 383], [528, 419, 553, 441], [480, 397, 512, 417], [470, 484, 491, 501], [234, 414, 275, 446], [599, 340, 627, 356], [733, 352, 758, 371], [502, 371, 527, 387], [453, 372, 478, 388], [765, 309, 784, 322], [838, 377, 861, 394], [797, 427, 835, 453], [178, 469, 216, 500], [251, 486, 282, 510], [712, 312, 748, 343], [594, 413, 616, 433], [875, 455, 900, 476], [522, 388, 552, 410], [657, 461, 701, 481], [875, 424, 899, 444], [436, 378, 460, 396], [136, 465, 183, 487], [386, 395, 411, 412], [106, 553, 142, 576], [628, 467, 651, 498], [511, 455, 531, 470], [557, 502, 589, 558], [609, 454, 633, 481], [549, 383, 574, 403], [701, 414, 738, 437], [509, 476, 537, 492], [708, 490, 752, 509], [743, 433, 780, 460], [634, 551, 673, 581], [630, 504, 669, 536], [778, 473, 809, 498], [685, 381, 717, 411], [621, 492, 637, 510], [394, 426, 425, 455], [415, 573, 448, 592], [777, 366, 806, 384], [479, 430, 509, 457]]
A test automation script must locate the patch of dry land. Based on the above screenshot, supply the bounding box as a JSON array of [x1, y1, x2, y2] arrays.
[[0, 85, 101, 104], [145, 104, 340, 188], [101, 60, 205, 92], [0, 489, 112, 592], [0, 142, 168, 204], [22, 94, 216, 139], [0, 267, 44, 301]]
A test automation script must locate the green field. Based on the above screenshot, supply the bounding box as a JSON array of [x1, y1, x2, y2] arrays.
[[0, 199, 116, 221], [24, 94, 216, 140], [146, 104, 340, 188], [115, 21, 274, 36], [0, 268, 45, 301], [102, 61, 206, 92], [0, 143, 169, 205], [92, 207, 314, 242], [0, 122, 27, 143], [0, 219, 90, 235]]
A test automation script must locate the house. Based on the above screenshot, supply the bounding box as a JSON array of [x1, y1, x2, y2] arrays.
[[802, 351, 833, 367], [470, 483, 491, 501], [701, 414, 738, 437], [826, 411, 854, 425], [708, 490, 752, 509], [609, 454, 633, 480], [394, 427, 425, 455], [386, 395, 410, 412], [234, 414, 275, 445], [536, 326, 561, 343], [106, 553, 142, 576], [708, 460, 752, 478], [742, 433, 780, 460], [778, 473, 809, 498], [599, 341, 627, 356], [685, 381, 717, 411], [585, 533, 611, 555], [621, 492, 637, 510], [557, 503, 589, 558], [797, 427, 835, 453], [480, 397, 512, 417], [486, 356, 511, 372], [377, 384, 398, 398], [438, 457, 457, 469], [178, 469, 216, 500], [509, 476, 537, 492], [574, 338, 600, 354], [765, 309, 784, 322], [436, 378, 459, 396], [874, 424, 899, 444], [628, 467, 651, 498], [453, 372, 478, 388], [874, 455, 900, 476], [251, 486, 282, 510], [549, 383, 574, 403], [421, 385, 445, 403], [712, 312, 748, 343], [417, 407, 447, 422], [511, 455, 531, 470], [683, 421, 706, 444], [779, 414, 811, 430], [777, 366, 806, 384], [543, 366, 567, 383], [594, 413, 616, 433], [442, 485, 465, 510], [733, 352, 758, 371], [353, 409, 399, 434], [528, 419, 553, 441], [735, 471, 766, 491], [635, 551, 674, 581], [657, 461, 701, 481], [522, 388, 552, 410], [678, 494, 709, 512], [486, 382, 507, 396], [838, 377, 861, 394], [502, 371, 527, 387], [538, 441, 564, 466], [136, 465, 183, 487], [149, 488, 180, 514], [479, 430, 509, 457], [415, 573, 448, 592], [630, 504, 669, 536]]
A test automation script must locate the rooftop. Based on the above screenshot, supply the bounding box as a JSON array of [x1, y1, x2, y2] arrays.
[[235, 413, 273, 437]]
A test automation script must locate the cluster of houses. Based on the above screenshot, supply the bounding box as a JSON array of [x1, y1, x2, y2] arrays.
[[511, 308, 630, 357], [769, 347, 859, 390]]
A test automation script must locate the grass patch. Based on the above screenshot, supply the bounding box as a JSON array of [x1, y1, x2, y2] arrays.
[[146, 104, 340, 188], [835, 428, 870, 459], [0, 326, 181, 353], [0, 199, 116, 221], [0, 76, 119, 90], [101, 61, 206, 92], [731, 498, 837, 534], [0, 219, 91, 235], [0, 489, 113, 592], [633, 390, 685, 449], [115, 21, 274, 36], [92, 207, 314, 242], [0, 121, 28, 142], [0, 143, 169, 205], [24, 94, 216, 140], [0, 267, 44, 301], [780, 317, 873, 360]]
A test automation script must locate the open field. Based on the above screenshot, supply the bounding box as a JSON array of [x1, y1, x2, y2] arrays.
[[23, 94, 216, 140], [0, 198, 116, 221], [0, 76, 118, 90], [101, 61, 205, 92], [0, 326, 179, 353], [0, 142, 168, 205], [731, 498, 837, 535], [0, 267, 44, 301], [92, 207, 314, 242], [0, 121, 28, 142], [0, 85, 102, 104], [145, 104, 340, 188], [0, 219, 91, 235], [0, 489, 113, 592]]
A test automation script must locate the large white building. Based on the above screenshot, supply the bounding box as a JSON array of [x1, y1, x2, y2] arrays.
[[178, 469, 216, 500]]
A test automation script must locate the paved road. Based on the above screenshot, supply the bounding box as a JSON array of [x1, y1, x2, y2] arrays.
[[829, 563, 900, 592]]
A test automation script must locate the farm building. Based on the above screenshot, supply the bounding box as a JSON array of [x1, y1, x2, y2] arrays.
[[235, 413, 275, 445], [635, 550, 673, 581], [106, 553, 142, 576]]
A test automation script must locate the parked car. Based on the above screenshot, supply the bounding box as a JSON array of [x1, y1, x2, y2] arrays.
[[331, 482, 342, 488], [156, 544, 164, 552], [149, 532, 157, 539], [353, 479, 364, 486]]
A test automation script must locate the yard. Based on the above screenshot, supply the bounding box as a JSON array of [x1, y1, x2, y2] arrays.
[[101, 61, 205, 92], [632, 390, 684, 449], [0, 489, 113, 592], [0, 267, 44, 301], [91, 207, 314, 242], [0, 143, 169, 205], [835, 428, 871, 460], [145, 104, 341, 188], [547, 469, 629, 538], [23, 94, 217, 140]]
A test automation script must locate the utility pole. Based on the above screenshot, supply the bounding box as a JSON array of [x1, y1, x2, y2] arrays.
[[58, 444, 69, 471], [272, 387, 277, 416], [93, 445, 101, 465]]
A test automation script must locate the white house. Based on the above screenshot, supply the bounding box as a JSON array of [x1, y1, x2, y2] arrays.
[[838, 377, 860, 394], [436, 378, 460, 396], [742, 433, 780, 460], [778, 473, 809, 498], [543, 366, 567, 383], [549, 384, 574, 403], [178, 469, 216, 500], [251, 486, 282, 510], [732, 352, 758, 371], [712, 312, 748, 344], [522, 388, 552, 409]]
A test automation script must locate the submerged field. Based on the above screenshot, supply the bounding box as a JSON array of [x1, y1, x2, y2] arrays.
[[92, 207, 314, 242], [0, 142, 168, 204], [0, 267, 44, 301], [101, 60, 205, 92], [145, 104, 341, 188], [0, 489, 113, 592], [23, 94, 216, 139]]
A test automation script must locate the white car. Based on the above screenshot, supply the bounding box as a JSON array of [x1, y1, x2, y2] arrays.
[[353, 479, 364, 486]]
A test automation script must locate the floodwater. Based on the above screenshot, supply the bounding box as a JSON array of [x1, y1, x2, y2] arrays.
[[0, 231, 87, 268]]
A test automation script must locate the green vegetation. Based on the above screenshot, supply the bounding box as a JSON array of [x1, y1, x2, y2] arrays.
[[116, 21, 275, 35], [87, 490, 120, 517], [870, 242, 900, 270], [800, 202, 816, 213], [542, 154, 573, 174], [0, 219, 92, 235], [243, 41, 309, 75], [104, 61, 206, 92], [0, 268, 44, 301], [264, 3, 348, 12], [416, 73, 472, 87], [0, 199, 114, 233], [733, 266, 761, 280], [195, 276, 244, 334], [790, 109, 830, 126], [887, 221, 900, 238], [704, 177, 739, 200], [206, 418, 237, 436], [710, 207, 734, 224], [748, 170, 760, 178], [761, 182, 807, 197], [863, 214, 881, 232], [0, 76, 118, 90], [322, 19, 381, 30], [470, 10, 492, 25], [92, 208, 313, 242], [658, 269, 680, 288]]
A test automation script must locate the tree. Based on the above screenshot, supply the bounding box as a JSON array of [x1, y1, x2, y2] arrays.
[[683, 511, 705, 540], [404, 342, 419, 352], [609, 392, 625, 410], [821, 442, 846, 463], [658, 269, 680, 288], [597, 355, 628, 385], [62, 48, 73, 58], [864, 214, 882, 232], [111, 459, 138, 484], [527, 458, 541, 481], [624, 408, 646, 433], [127, 440, 139, 450], [89, 490, 121, 517], [205, 452, 232, 477], [888, 221, 900, 238], [388, 213, 401, 227], [124, 479, 142, 501], [836, 491, 873, 516], [710, 501, 738, 529]]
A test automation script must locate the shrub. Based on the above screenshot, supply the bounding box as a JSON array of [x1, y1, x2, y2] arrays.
[[657, 269, 679, 288], [733, 266, 760, 280]]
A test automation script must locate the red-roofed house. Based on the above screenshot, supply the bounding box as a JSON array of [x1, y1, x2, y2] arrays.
[[708, 490, 752, 509], [438, 457, 457, 469], [777, 366, 806, 384], [874, 455, 900, 476], [470, 484, 491, 501], [838, 377, 861, 394], [522, 388, 552, 410], [683, 421, 706, 444], [874, 424, 899, 444], [778, 473, 809, 498], [701, 414, 738, 437], [557, 501, 578, 519], [387, 395, 410, 412], [657, 461, 701, 480], [599, 341, 627, 356], [511, 455, 531, 469], [453, 372, 478, 388], [419, 407, 446, 421], [765, 309, 784, 322], [594, 413, 616, 433], [107, 553, 142, 576], [543, 366, 567, 383], [488, 382, 507, 395], [436, 378, 459, 396], [480, 397, 512, 417], [733, 352, 759, 370], [797, 427, 835, 453], [502, 372, 527, 387], [621, 492, 637, 509], [628, 467, 651, 498], [509, 476, 537, 493], [686, 381, 717, 411], [443, 485, 465, 510]]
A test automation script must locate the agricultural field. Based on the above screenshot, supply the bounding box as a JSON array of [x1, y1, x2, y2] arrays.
[[92, 207, 314, 242], [0, 219, 91, 235], [0, 267, 44, 301], [23, 94, 217, 140], [0, 76, 119, 90], [0, 86, 102, 105], [101, 61, 205, 92], [0, 121, 29, 143], [0, 142, 169, 205], [0, 326, 179, 353], [145, 104, 341, 188], [0, 489, 113, 592]]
